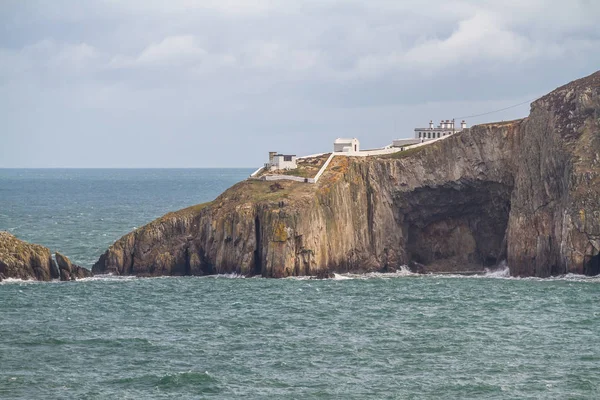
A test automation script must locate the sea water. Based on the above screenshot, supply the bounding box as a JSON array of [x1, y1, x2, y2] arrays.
[[1, 169, 599, 399]]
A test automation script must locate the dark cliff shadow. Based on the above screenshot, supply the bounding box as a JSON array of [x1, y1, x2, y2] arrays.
[[399, 180, 512, 272], [584, 252, 600, 276], [253, 216, 262, 276]]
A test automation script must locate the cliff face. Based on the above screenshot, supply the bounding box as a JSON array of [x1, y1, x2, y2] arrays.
[[507, 72, 600, 276], [0, 232, 93, 281], [93, 71, 600, 278], [0, 232, 59, 281]]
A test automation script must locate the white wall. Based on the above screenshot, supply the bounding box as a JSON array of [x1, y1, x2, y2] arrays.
[[271, 155, 297, 170], [333, 138, 359, 153]]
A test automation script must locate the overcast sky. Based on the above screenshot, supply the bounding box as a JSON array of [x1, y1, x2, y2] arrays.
[[1, 0, 599, 168]]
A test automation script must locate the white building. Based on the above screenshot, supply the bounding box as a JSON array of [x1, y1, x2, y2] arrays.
[[265, 151, 297, 170], [333, 138, 360, 153], [415, 119, 467, 141]]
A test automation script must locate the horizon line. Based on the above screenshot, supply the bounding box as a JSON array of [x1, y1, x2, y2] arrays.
[[0, 167, 256, 170]]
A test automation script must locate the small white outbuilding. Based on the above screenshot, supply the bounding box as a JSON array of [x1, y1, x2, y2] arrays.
[[266, 151, 297, 170], [333, 138, 360, 153]]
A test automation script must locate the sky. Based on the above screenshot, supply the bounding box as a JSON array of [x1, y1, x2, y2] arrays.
[[1, 0, 599, 168]]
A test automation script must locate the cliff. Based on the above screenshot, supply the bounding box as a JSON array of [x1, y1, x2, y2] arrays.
[[0, 232, 92, 281], [93, 70, 600, 278]]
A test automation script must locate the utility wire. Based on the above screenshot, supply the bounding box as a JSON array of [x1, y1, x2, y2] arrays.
[[454, 96, 541, 120]]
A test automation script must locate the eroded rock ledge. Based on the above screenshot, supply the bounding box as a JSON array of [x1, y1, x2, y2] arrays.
[[0, 232, 92, 281], [93, 70, 600, 278]]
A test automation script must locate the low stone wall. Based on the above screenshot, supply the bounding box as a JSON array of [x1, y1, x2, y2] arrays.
[[297, 152, 327, 159], [312, 153, 336, 183], [261, 175, 314, 183], [337, 148, 399, 157]]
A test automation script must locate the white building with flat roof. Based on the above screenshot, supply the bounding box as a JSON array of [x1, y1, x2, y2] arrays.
[[415, 119, 467, 141], [333, 138, 360, 153], [265, 151, 297, 170]]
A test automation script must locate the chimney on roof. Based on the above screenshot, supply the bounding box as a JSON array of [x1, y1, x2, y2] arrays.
[[269, 151, 277, 163], [429, 120, 434, 129], [461, 120, 467, 129]]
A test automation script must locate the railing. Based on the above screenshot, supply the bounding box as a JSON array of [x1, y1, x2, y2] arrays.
[[250, 166, 265, 177], [312, 153, 336, 183]]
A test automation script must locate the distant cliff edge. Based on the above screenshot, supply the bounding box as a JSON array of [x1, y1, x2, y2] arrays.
[[93, 70, 600, 278]]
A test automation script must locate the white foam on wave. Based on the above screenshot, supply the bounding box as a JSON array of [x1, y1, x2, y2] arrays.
[[3, 263, 599, 284], [428, 264, 600, 283], [287, 263, 600, 283], [210, 273, 246, 279], [331, 266, 417, 280], [482, 265, 511, 278], [0, 277, 40, 285], [0, 274, 141, 284], [74, 274, 138, 282], [283, 275, 312, 280]]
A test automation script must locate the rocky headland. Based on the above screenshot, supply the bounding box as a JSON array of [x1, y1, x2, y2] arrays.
[[92, 71, 600, 278], [0, 232, 92, 281]]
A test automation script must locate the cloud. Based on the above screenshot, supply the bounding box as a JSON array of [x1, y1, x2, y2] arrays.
[[1, 0, 599, 167], [0, 39, 101, 82], [109, 35, 209, 68]]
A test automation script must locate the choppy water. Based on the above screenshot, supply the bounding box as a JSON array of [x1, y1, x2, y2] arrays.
[[1, 170, 600, 399], [2, 273, 600, 399]]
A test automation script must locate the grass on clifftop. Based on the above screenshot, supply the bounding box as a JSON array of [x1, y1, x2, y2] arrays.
[[216, 179, 317, 207]]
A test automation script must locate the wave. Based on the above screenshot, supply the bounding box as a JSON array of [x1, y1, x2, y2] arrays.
[[3, 265, 599, 284], [332, 267, 417, 280], [282, 266, 418, 281], [74, 274, 137, 282], [300, 264, 600, 283], [425, 266, 600, 282], [108, 370, 221, 392], [205, 273, 246, 279], [0, 277, 48, 285]]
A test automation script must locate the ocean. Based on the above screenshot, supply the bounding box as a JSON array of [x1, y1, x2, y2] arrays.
[[1, 169, 599, 399]]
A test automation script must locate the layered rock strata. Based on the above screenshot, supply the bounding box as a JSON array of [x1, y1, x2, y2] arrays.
[[93, 71, 600, 278]]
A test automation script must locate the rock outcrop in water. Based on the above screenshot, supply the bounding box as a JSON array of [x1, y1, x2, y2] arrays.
[[93, 71, 600, 278], [0, 232, 59, 281], [0, 232, 92, 281], [56, 252, 93, 281]]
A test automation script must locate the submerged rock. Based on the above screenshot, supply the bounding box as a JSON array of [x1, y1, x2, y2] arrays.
[[314, 271, 336, 279], [93, 71, 600, 278]]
